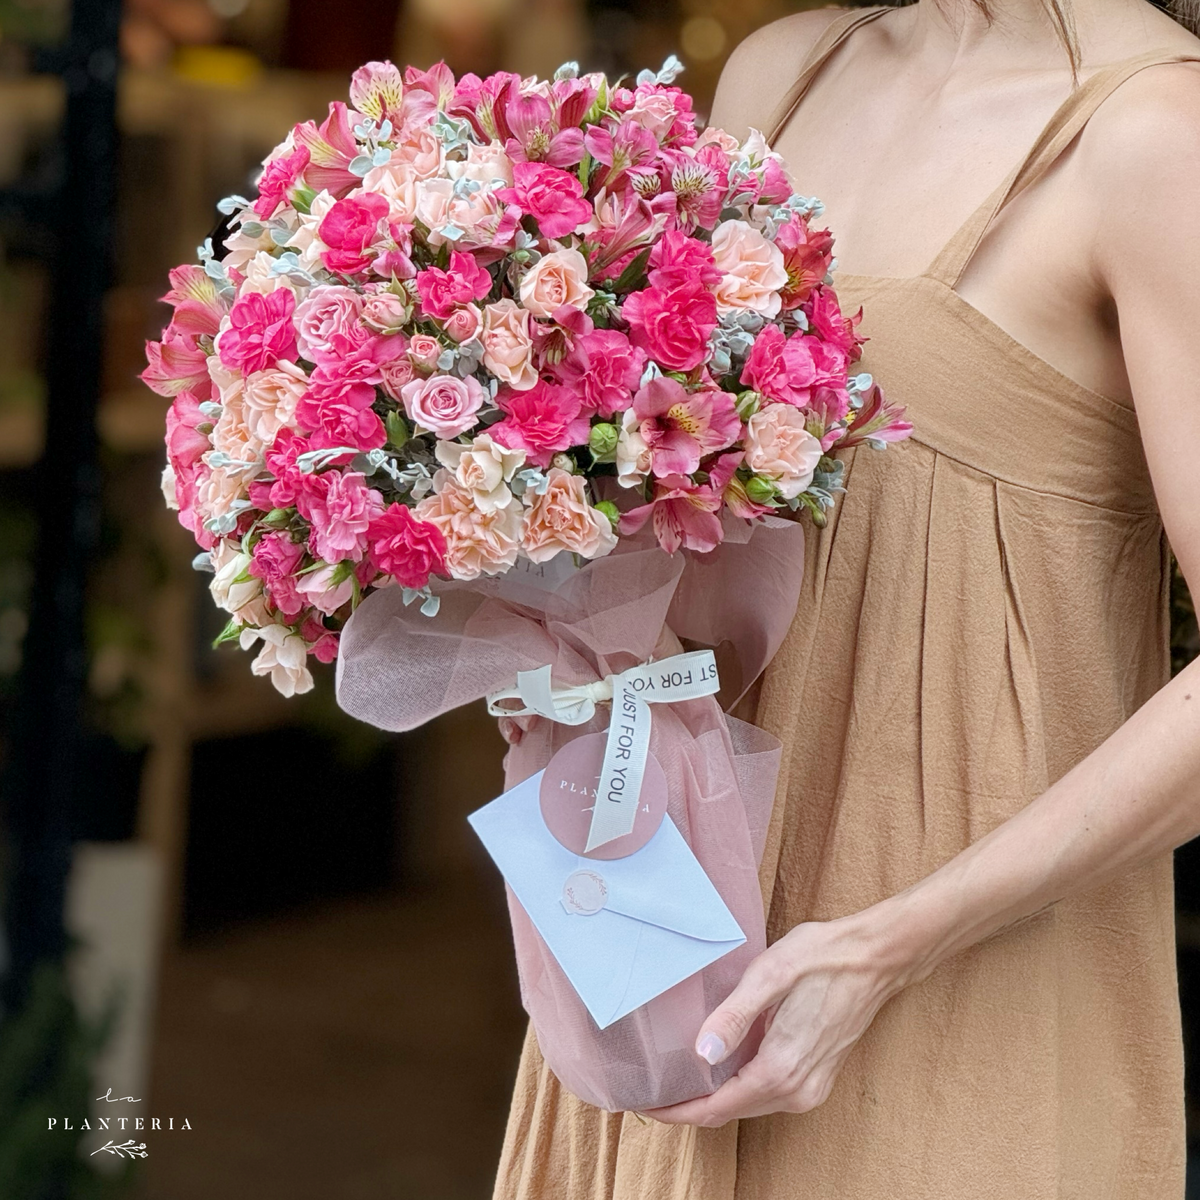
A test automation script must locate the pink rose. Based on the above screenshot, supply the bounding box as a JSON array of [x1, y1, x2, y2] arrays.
[[744, 403, 824, 499], [710, 219, 788, 317], [416, 250, 492, 319], [317, 192, 389, 274], [295, 561, 355, 615], [217, 289, 298, 375], [518, 248, 595, 320], [442, 303, 482, 344], [555, 328, 645, 418], [295, 286, 363, 359], [621, 282, 717, 372], [400, 373, 485, 438], [379, 357, 415, 399], [480, 300, 536, 390], [249, 530, 306, 618], [414, 471, 524, 580], [496, 161, 593, 239], [522, 468, 618, 563], [408, 333, 442, 372], [490, 380, 590, 468], [304, 470, 383, 563], [367, 502, 448, 587]]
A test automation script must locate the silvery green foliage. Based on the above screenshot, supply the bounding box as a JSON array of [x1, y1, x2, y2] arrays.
[[637, 56, 684, 87], [709, 310, 764, 375], [511, 468, 550, 499]]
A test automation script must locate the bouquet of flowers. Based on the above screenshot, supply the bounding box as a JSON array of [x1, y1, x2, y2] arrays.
[[144, 55, 910, 698], [145, 55, 912, 1112]]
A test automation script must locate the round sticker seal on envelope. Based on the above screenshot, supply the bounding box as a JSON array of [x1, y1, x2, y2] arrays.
[[539, 731, 668, 860]]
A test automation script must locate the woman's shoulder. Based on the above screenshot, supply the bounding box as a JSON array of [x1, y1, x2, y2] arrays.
[[708, 6, 866, 137]]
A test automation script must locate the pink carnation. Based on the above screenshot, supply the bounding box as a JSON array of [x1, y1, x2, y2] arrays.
[[218, 289, 298, 375], [621, 282, 716, 372], [416, 250, 492, 319], [304, 470, 383, 564], [496, 161, 593, 239], [249, 530, 306, 617], [294, 372, 385, 453], [367, 502, 448, 588], [741, 326, 848, 411], [647, 230, 722, 291], [805, 286, 864, 361], [254, 144, 311, 218], [555, 329, 645, 418], [318, 192, 389, 274], [490, 380, 590, 468]]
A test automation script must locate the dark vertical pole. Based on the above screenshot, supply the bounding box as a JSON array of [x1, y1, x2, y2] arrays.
[[1, 0, 122, 1010]]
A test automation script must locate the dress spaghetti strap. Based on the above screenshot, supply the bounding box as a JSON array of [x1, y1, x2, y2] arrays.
[[764, 6, 890, 146], [926, 49, 1200, 287]]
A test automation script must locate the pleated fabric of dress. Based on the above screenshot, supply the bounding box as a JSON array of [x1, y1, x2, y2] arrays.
[[492, 11, 1194, 1196]]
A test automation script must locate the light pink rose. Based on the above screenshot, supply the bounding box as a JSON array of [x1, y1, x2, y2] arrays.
[[387, 125, 443, 180], [414, 470, 524, 580], [616, 407, 652, 487], [379, 357, 415, 399], [210, 386, 265, 473], [627, 90, 681, 140], [519, 248, 595, 319], [241, 361, 309, 441], [480, 300, 537, 390], [744, 402, 824, 498], [442, 303, 482, 344], [459, 140, 513, 187], [408, 333, 442, 372], [711, 219, 788, 318], [294, 561, 355, 615], [295, 285, 364, 359], [359, 160, 422, 223], [400, 373, 485, 438], [361, 291, 410, 334], [522, 468, 617, 563]]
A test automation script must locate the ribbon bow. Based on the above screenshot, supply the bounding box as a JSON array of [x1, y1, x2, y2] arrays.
[[487, 650, 721, 851]]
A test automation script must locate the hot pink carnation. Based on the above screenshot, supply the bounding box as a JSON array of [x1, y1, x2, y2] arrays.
[[295, 371, 386, 452], [253, 144, 311, 218], [496, 161, 593, 239], [416, 250, 492, 319], [647, 230, 722, 291], [318, 193, 389, 274], [218, 289, 298, 375], [490, 381, 590, 468], [556, 329, 645, 418], [367, 502, 448, 588], [249, 530, 306, 617], [621, 282, 716, 372]]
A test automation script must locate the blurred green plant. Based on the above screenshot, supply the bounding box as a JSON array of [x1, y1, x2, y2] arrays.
[[0, 0, 69, 46], [0, 962, 137, 1200]]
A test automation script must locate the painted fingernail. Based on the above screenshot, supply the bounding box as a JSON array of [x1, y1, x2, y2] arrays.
[[696, 1033, 725, 1064]]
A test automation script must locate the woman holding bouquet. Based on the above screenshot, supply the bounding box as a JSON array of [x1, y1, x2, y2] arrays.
[[496, 0, 1200, 1195]]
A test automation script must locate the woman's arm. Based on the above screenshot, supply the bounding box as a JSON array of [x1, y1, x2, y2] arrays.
[[649, 61, 1200, 1128]]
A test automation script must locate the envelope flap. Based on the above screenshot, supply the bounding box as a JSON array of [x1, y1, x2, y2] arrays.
[[597, 817, 746, 944]]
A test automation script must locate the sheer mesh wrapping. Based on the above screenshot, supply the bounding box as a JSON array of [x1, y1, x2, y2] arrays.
[[336, 517, 805, 1111]]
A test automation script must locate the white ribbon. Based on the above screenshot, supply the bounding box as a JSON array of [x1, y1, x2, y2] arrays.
[[486, 650, 721, 851]]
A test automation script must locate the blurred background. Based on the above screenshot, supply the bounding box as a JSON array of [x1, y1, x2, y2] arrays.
[[0, 0, 1198, 1197]]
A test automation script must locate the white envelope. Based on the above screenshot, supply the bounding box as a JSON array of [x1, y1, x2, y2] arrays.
[[468, 771, 746, 1029]]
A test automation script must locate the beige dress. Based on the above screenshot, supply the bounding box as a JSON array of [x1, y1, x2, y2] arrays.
[[493, 11, 1193, 1196]]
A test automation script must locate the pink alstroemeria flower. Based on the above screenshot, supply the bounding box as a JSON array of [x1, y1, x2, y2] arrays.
[[349, 60, 405, 126], [292, 102, 360, 196], [584, 119, 658, 193], [775, 216, 834, 309], [142, 331, 212, 398], [253, 144, 311, 219], [619, 473, 724, 554], [504, 84, 588, 167], [629, 377, 741, 476], [160, 264, 226, 340], [836, 382, 913, 449]]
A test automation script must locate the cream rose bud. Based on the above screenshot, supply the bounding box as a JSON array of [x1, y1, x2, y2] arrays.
[[744, 402, 824, 498], [480, 299, 538, 390], [209, 540, 261, 615], [239, 624, 314, 697], [519, 248, 595, 319], [434, 433, 526, 513], [442, 303, 483, 344], [522, 469, 618, 563], [711, 219, 788, 318], [161, 463, 179, 510], [616, 408, 652, 488]]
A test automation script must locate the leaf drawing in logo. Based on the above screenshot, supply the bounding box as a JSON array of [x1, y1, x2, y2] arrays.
[[90, 1139, 149, 1159]]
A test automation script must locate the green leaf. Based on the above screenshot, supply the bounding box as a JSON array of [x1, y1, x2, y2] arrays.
[[611, 246, 652, 294], [212, 619, 241, 649]]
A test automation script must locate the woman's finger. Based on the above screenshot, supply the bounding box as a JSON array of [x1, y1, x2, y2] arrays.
[[694, 947, 796, 1065]]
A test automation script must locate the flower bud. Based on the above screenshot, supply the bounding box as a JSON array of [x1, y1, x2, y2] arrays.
[[588, 422, 618, 459], [551, 452, 576, 473], [262, 508, 292, 528], [745, 474, 779, 504], [594, 500, 620, 528], [386, 410, 410, 450], [736, 389, 762, 420]]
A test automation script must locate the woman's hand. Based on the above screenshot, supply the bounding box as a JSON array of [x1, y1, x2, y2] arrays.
[[646, 910, 913, 1127]]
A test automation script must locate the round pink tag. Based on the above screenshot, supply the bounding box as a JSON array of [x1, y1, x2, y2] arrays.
[[539, 732, 668, 860]]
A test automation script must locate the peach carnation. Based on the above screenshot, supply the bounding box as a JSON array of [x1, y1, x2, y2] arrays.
[[521, 468, 617, 563], [414, 470, 524, 580]]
